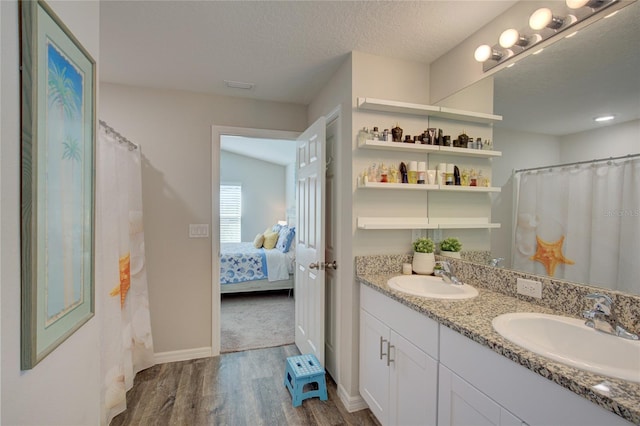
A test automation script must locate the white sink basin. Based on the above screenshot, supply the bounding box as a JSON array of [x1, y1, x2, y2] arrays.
[[387, 275, 478, 300], [492, 312, 640, 383]]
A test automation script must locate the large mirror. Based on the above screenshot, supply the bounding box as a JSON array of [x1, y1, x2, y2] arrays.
[[458, 1, 639, 295]]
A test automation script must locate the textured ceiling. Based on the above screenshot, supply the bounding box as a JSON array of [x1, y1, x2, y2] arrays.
[[493, 1, 640, 136], [99, 0, 517, 105]]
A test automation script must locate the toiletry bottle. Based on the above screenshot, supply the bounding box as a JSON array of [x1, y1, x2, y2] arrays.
[[461, 168, 470, 186], [458, 131, 469, 148], [417, 162, 426, 184], [408, 161, 418, 184], [476, 137, 483, 150], [454, 165, 461, 185], [384, 129, 391, 142], [436, 163, 446, 185], [372, 127, 380, 141], [399, 162, 408, 183], [362, 171, 368, 185], [470, 168, 477, 187], [358, 127, 370, 145], [380, 163, 388, 183], [392, 124, 403, 142], [445, 164, 454, 185], [390, 165, 398, 183], [404, 135, 412, 143]]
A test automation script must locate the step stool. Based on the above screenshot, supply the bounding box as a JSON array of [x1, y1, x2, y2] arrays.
[[284, 354, 328, 407]]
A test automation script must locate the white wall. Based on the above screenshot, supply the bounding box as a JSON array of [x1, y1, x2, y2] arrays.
[[560, 119, 640, 162], [352, 51, 431, 256], [285, 162, 296, 224], [99, 83, 307, 354], [1, 1, 102, 424], [220, 150, 286, 241]]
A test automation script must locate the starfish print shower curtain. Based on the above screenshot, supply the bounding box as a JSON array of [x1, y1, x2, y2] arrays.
[[513, 157, 640, 293], [97, 123, 155, 425]]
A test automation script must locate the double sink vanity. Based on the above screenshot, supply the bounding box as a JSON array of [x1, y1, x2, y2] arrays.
[[356, 255, 640, 426]]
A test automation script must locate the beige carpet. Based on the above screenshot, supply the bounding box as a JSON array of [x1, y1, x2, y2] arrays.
[[220, 290, 294, 353]]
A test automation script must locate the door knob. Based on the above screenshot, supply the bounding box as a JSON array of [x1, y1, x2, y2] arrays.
[[309, 262, 320, 270], [324, 260, 337, 270]]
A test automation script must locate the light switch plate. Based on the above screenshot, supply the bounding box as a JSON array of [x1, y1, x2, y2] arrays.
[[189, 224, 210, 238]]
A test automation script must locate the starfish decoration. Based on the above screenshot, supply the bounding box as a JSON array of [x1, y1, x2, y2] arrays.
[[110, 253, 131, 309], [530, 235, 574, 276]]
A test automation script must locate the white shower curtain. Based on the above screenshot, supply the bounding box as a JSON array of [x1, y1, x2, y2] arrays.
[[97, 123, 155, 425], [513, 157, 640, 292]]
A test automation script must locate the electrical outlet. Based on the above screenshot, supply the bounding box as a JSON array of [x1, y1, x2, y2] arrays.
[[517, 278, 542, 299]]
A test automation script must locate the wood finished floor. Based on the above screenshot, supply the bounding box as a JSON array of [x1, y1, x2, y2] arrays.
[[111, 344, 380, 426]]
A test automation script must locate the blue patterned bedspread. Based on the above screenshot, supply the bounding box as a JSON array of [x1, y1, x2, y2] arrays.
[[220, 243, 267, 285]]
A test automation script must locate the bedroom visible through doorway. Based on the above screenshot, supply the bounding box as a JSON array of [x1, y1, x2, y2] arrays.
[[219, 135, 297, 353]]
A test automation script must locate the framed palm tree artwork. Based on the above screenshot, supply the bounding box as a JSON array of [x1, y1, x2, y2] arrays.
[[20, 0, 96, 369]]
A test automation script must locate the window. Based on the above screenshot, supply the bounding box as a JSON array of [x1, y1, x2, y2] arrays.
[[220, 184, 241, 243]]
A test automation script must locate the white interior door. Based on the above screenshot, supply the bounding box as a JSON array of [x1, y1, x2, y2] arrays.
[[295, 117, 326, 364]]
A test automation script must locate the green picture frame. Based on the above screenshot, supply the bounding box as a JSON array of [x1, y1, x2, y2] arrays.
[[20, 0, 96, 369]]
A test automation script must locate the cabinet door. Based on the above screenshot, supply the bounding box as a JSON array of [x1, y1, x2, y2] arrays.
[[389, 330, 438, 426], [439, 365, 524, 426], [360, 309, 390, 424]]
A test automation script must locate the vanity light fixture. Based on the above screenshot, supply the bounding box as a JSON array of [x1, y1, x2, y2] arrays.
[[474, 44, 503, 62], [473, 0, 619, 72], [499, 29, 530, 48], [594, 115, 615, 122], [529, 8, 565, 30], [566, 0, 608, 9]]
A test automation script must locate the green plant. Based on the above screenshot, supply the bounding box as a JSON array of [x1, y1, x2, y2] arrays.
[[412, 237, 435, 253], [440, 237, 462, 252]]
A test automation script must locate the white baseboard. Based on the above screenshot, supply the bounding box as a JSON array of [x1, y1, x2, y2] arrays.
[[154, 347, 213, 364], [337, 383, 368, 413]]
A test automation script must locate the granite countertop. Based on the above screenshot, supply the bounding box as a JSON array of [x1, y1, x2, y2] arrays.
[[356, 272, 640, 425]]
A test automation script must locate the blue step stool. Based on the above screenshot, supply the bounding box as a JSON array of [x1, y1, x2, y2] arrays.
[[284, 354, 328, 407]]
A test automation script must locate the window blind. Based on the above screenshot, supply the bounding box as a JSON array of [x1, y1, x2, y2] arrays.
[[220, 184, 241, 243]]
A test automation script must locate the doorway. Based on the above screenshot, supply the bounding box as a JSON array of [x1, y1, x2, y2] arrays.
[[216, 131, 298, 353]]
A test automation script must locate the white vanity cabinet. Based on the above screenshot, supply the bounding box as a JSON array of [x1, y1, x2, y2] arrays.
[[438, 364, 524, 426], [360, 285, 439, 426], [439, 325, 634, 426]]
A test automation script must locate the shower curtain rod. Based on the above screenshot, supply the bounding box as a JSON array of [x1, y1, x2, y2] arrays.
[[514, 153, 640, 174], [99, 120, 139, 151]]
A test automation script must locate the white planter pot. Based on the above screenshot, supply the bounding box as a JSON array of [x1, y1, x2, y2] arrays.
[[440, 251, 461, 259], [412, 252, 435, 275]]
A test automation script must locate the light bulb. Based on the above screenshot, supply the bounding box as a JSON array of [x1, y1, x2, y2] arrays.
[[566, 0, 589, 9], [529, 8, 553, 30], [474, 45, 492, 62], [499, 29, 520, 48]]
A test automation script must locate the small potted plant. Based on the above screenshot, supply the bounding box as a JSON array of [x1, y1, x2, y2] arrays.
[[440, 237, 462, 259], [412, 237, 435, 275]]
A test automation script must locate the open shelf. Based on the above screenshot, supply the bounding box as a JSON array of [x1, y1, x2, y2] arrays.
[[357, 97, 502, 124], [358, 139, 501, 158], [359, 180, 501, 193], [357, 217, 500, 230]]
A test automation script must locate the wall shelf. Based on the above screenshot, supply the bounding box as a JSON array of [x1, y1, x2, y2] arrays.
[[359, 181, 501, 193], [358, 139, 501, 158], [357, 217, 500, 230], [357, 97, 503, 124]]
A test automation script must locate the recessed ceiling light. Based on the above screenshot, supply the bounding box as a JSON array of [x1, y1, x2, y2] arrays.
[[224, 80, 255, 90], [532, 48, 544, 55], [565, 31, 579, 39], [594, 115, 615, 122], [604, 10, 619, 19]]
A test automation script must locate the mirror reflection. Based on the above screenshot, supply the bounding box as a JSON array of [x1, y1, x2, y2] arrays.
[[487, 1, 640, 294]]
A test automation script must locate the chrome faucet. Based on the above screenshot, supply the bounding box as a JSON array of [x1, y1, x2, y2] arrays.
[[434, 261, 462, 285], [489, 257, 504, 268], [583, 293, 639, 340]]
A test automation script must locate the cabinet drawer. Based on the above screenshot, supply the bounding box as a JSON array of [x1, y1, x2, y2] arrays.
[[361, 285, 439, 359]]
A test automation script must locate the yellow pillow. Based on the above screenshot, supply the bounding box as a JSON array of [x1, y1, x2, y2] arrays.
[[262, 231, 278, 249], [253, 233, 265, 248]]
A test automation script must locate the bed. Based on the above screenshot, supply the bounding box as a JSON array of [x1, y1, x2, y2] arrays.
[[219, 242, 295, 294]]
